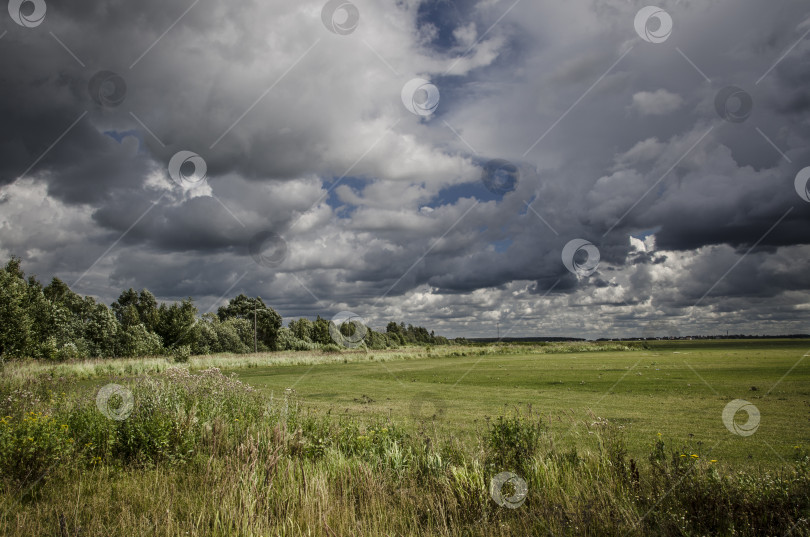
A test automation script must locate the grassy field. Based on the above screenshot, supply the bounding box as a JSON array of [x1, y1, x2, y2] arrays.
[[1, 339, 808, 536], [229, 339, 810, 468]]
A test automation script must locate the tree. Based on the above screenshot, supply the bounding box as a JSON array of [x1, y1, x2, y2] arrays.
[[156, 298, 197, 350], [0, 257, 456, 361], [136, 290, 160, 332], [43, 277, 79, 306], [192, 313, 219, 355], [311, 316, 332, 346], [363, 328, 389, 350], [0, 258, 35, 358], [217, 318, 250, 353], [288, 318, 314, 342], [217, 295, 281, 351], [111, 288, 138, 323], [116, 322, 163, 357], [83, 300, 118, 357], [112, 288, 160, 332]]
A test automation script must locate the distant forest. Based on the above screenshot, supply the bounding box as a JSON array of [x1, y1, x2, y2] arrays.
[[0, 257, 448, 361]]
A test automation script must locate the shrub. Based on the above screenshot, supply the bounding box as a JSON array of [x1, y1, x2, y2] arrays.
[[484, 410, 544, 475], [0, 411, 73, 483], [275, 327, 319, 351], [638, 435, 810, 536], [332, 419, 407, 459], [116, 323, 163, 358], [172, 345, 191, 363], [217, 318, 251, 353]]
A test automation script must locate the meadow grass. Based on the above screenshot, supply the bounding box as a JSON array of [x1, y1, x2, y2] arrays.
[[0, 340, 643, 381], [227, 339, 810, 468], [0, 340, 808, 536]]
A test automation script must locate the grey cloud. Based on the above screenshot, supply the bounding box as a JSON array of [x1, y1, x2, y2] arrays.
[[1, 0, 810, 338]]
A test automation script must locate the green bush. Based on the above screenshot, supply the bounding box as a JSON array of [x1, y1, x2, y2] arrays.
[[0, 410, 73, 483], [484, 410, 544, 475], [172, 345, 191, 363], [56, 342, 81, 360], [332, 420, 407, 459], [275, 327, 320, 351], [0, 368, 266, 472]]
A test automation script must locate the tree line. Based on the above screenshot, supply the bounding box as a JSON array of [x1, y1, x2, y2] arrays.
[[0, 257, 449, 361]]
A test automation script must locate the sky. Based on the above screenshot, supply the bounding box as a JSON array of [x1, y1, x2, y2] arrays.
[[1, 0, 809, 339]]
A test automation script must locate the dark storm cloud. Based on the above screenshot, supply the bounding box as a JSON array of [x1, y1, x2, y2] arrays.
[[1, 0, 810, 337]]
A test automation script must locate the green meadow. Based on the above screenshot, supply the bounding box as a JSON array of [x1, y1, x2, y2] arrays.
[[1, 340, 808, 536], [230, 339, 810, 468]]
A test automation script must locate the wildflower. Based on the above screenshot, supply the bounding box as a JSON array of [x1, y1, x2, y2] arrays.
[[680, 454, 686, 457], [710, 460, 717, 463], [657, 432, 662, 437], [27, 437, 33, 442], [691, 454, 698, 458]]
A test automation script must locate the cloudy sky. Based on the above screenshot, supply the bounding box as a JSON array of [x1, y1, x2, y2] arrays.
[[1, 0, 809, 338]]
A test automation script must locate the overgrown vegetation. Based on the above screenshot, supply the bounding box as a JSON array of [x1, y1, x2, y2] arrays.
[[0, 257, 448, 361], [0, 369, 807, 536]]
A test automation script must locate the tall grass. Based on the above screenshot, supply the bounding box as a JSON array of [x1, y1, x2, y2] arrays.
[[0, 367, 807, 536], [0, 341, 646, 381], [0, 347, 425, 381]]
